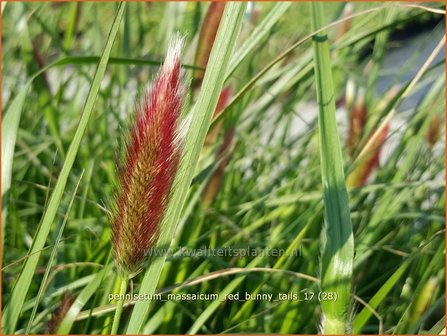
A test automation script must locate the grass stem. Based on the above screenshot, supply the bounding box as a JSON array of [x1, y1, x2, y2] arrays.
[[110, 275, 128, 335], [310, 2, 354, 334]]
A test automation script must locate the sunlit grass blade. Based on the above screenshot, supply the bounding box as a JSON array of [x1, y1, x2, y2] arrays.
[[1, 84, 31, 250], [425, 315, 446, 334], [226, 2, 291, 78], [2, 3, 445, 334], [1, 3, 125, 333], [353, 34, 445, 170], [394, 242, 445, 333], [311, 2, 354, 334], [352, 260, 410, 333], [215, 4, 443, 129], [125, 3, 247, 333]]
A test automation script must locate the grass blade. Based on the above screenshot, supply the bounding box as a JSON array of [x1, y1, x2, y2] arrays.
[[310, 2, 354, 334], [56, 262, 113, 334], [1, 84, 31, 250], [424, 315, 446, 334], [1, 3, 125, 333], [226, 2, 290, 78], [352, 260, 410, 333], [125, 3, 247, 333]]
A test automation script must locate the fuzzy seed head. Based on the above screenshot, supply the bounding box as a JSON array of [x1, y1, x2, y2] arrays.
[[111, 38, 185, 277], [425, 114, 442, 149]]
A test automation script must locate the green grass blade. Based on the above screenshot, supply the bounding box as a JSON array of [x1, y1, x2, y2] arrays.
[[57, 262, 113, 334], [352, 260, 410, 333], [187, 256, 263, 334], [226, 2, 290, 78], [1, 3, 125, 333], [215, 4, 399, 128], [0, 54, 199, 215], [48, 56, 202, 70], [365, 8, 396, 106], [311, 2, 354, 334], [1, 86, 30, 198], [1, 83, 31, 251], [424, 315, 446, 334], [63, 2, 79, 50], [125, 3, 247, 333]]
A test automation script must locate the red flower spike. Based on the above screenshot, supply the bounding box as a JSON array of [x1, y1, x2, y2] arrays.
[[346, 87, 366, 157], [347, 124, 389, 188], [111, 38, 185, 277]]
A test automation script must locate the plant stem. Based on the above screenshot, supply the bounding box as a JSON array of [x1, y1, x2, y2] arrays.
[[111, 275, 128, 335], [102, 274, 120, 334], [310, 2, 354, 334]]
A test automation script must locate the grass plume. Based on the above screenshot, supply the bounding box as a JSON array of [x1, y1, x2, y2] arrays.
[[111, 38, 185, 277]]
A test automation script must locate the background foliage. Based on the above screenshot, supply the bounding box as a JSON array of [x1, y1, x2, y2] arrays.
[[2, 2, 445, 334]]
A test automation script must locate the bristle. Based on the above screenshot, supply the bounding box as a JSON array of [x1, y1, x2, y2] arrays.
[[111, 37, 185, 277]]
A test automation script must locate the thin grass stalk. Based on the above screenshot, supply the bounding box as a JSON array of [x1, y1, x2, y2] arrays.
[[346, 86, 400, 187], [56, 259, 113, 334], [110, 275, 128, 334], [310, 3, 354, 334], [102, 274, 120, 334]]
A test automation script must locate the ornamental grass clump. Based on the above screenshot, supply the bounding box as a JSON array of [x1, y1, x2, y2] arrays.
[[109, 37, 185, 334]]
